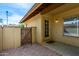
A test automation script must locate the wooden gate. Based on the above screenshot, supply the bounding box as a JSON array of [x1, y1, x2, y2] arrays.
[[21, 27, 32, 45]]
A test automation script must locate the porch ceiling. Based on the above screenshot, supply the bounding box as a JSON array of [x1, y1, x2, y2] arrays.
[[45, 3, 79, 16], [20, 3, 64, 23]]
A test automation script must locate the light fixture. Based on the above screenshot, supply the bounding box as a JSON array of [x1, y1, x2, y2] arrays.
[[55, 19, 59, 23]]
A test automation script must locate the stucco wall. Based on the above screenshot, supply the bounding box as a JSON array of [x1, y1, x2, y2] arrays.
[[32, 27, 36, 43], [24, 13, 43, 44], [47, 6, 79, 47], [0, 26, 2, 51], [3, 27, 21, 50], [24, 4, 79, 47]]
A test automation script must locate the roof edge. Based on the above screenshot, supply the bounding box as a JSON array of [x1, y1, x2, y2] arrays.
[[20, 3, 43, 23]]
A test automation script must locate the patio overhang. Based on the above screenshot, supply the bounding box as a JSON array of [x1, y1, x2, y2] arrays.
[[20, 3, 64, 23]]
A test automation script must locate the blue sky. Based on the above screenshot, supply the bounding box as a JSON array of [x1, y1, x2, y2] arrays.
[[0, 3, 34, 25]]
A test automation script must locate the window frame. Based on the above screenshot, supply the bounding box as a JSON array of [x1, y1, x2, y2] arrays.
[[64, 16, 79, 37]]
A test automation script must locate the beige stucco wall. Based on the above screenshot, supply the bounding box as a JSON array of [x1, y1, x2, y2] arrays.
[[24, 4, 79, 47], [24, 13, 43, 44], [3, 27, 21, 50], [32, 27, 36, 43], [13, 28, 21, 48], [0, 26, 2, 51], [45, 6, 79, 47]]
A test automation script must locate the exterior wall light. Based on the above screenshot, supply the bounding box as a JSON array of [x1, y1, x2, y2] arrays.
[[55, 19, 59, 23]]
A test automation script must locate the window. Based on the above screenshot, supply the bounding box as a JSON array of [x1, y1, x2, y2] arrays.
[[64, 16, 79, 37], [45, 20, 49, 37]]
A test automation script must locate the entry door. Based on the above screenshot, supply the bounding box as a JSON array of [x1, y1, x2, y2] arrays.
[[45, 20, 49, 37], [21, 27, 32, 45]]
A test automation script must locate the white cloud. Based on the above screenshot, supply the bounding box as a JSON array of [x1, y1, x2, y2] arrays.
[[2, 14, 23, 25], [11, 3, 35, 9], [0, 3, 35, 25], [8, 14, 23, 24], [0, 3, 34, 10], [14, 4, 32, 8], [0, 9, 18, 22]]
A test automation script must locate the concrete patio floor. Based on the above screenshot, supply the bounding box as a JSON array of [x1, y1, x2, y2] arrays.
[[1, 42, 79, 56], [45, 42, 79, 56], [0, 44, 61, 56]]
